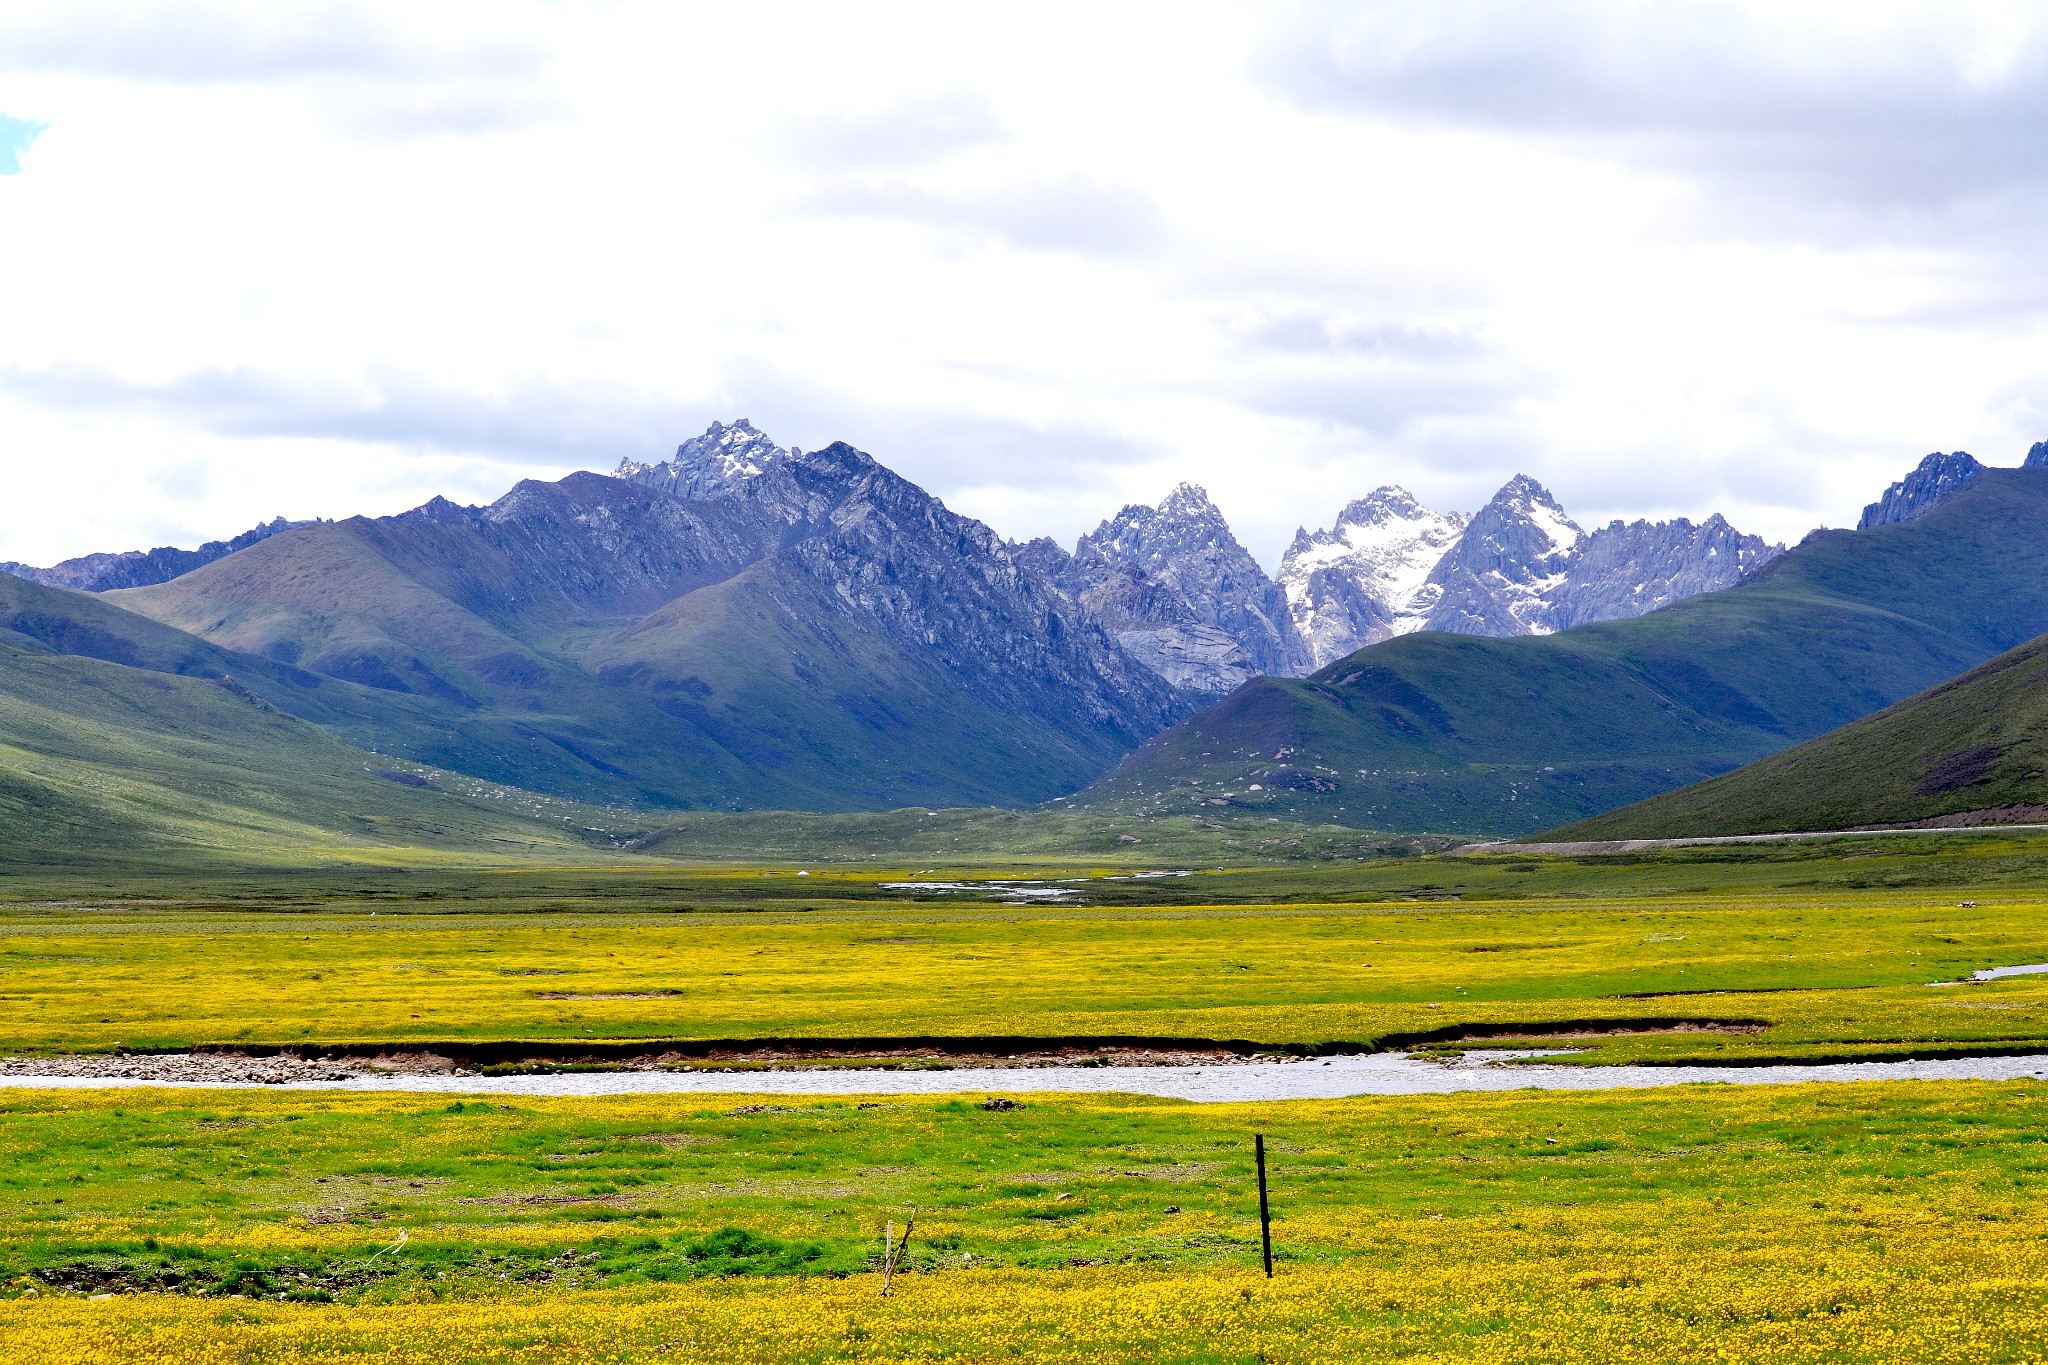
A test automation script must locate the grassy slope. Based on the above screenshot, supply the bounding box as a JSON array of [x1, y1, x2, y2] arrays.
[[0, 635, 648, 868], [105, 527, 790, 811], [110, 514, 1165, 813], [0, 576, 1431, 871], [1547, 629, 2048, 839], [1075, 468, 2048, 836]]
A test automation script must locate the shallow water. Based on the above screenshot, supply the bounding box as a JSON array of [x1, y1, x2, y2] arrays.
[[1974, 963, 2048, 981], [8, 1050, 2048, 1102]]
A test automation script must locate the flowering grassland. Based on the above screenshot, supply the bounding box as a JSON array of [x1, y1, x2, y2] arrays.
[[8, 1247, 2048, 1364], [3, 1082, 2048, 1360], [4, 886, 2048, 1063]]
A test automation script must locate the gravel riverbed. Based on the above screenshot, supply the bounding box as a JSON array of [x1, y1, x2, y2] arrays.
[[6, 1049, 2048, 1101]]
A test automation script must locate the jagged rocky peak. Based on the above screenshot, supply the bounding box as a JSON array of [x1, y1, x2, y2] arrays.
[[0, 515, 319, 593], [1083, 483, 1232, 563], [616, 418, 793, 500], [1468, 474, 1582, 562], [1075, 483, 1310, 677], [2027, 440, 2048, 469], [1278, 486, 1468, 668], [1417, 474, 1583, 636], [396, 495, 478, 526], [1546, 513, 1782, 632], [1858, 451, 1983, 530], [1024, 533, 1259, 697]]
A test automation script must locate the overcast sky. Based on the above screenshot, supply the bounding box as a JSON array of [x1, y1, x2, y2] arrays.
[[4, 0, 2048, 570]]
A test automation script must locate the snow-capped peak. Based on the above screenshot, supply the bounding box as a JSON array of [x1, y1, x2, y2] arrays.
[[1278, 485, 1468, 667]]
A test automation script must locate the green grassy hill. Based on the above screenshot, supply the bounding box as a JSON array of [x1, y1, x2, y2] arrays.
[[1074, 467, 2048, 836], [0, 631, 649, 870], [1544, 629, 2048, 840], [103, 520, 790, 810]]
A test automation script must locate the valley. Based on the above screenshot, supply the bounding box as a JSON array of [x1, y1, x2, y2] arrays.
[[7, 836, 2048, 1362], [10, 424, 2048, 1365]]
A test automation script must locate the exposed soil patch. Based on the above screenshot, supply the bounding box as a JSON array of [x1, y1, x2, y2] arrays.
[[630, 1132, 719, 1147], [1, 1021, 1769, 1089], [455, 1191, 639, 1208], [1379, 1017, 1768, 1052], [0, 1050, 471, 1085], [1916, 746, 2010, 796], [1866, 804, 2048, 829]]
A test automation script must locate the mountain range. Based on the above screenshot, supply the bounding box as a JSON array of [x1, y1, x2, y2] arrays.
[[1073, 448, 2048, 836], [1, 516, 316, 593], [1013, 468, 1781, 688], [1277, 477, 1782, 668], [0, 424, 2017, 835], [6, 424, 1783, 699], [81, 430, 1184, 812]]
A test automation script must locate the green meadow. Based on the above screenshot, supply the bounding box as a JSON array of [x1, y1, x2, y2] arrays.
[[6, 830, 2048, 1063]]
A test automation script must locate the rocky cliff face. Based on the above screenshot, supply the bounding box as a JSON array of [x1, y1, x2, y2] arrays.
[[1018, 537, 1258, 695], [1, 517, 316, 592], [1069, 484, 1310, 680], [1858, 451, 1985, 530], [1546, 514, 1782, 631], [703, 441, 1187, 734], [547, 428, 1188, 741]]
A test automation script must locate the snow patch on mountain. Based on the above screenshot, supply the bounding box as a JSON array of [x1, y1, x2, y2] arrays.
[[1421, 474, 1583, 636], [1279, 487, 1468, 667]]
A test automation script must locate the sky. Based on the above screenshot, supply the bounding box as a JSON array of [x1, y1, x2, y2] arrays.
[[4, 1, 2048, 571]]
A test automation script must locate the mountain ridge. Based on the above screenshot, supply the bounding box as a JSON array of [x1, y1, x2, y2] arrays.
[[101, 435, 1188, 812], [1071, 460, 2048, 836], [1276, 474, 1781, 667]]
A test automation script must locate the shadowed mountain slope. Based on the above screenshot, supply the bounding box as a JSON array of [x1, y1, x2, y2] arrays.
[[1542, 630, 2048, 840], [105, 440, 1185, 811], [1072, 467, 2048, 836]]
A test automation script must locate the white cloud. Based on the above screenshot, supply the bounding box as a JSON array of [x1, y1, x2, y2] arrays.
[[781, 92, 1008, 172], [1260, 0, 2048, 236], [0, 0, 2044, 572], [0, 0, 560, 138]]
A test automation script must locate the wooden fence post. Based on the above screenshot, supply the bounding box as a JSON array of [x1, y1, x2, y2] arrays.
[[1256, 1134, 1273, 1278]]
